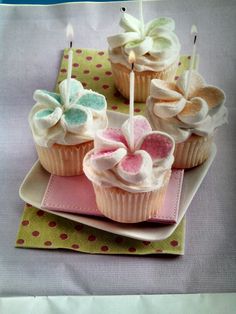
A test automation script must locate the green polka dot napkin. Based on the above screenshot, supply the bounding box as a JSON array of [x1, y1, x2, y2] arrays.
[[16, 49, 190, 255], [16, 204, 185, 255]]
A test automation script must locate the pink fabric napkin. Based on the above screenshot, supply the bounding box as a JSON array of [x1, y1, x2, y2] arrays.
[[41, 170, 183, 224]]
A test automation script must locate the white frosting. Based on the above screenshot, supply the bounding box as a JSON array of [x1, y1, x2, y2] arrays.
[[83, 116, 175, 193], [29, 79, 108, 147], [107, 13, 180, 72], [147, 71, 228, 143]]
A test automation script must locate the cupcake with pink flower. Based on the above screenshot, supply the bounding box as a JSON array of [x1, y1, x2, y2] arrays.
[[146, 71, 227, 168], [83, 116, 175, 223]]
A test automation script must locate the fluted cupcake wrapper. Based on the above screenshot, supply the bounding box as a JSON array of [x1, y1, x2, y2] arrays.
[[36, 141, 94, 176], [92, 171, 171, 223], [110, 58, 179, 103], [173, 135, 213, 169]]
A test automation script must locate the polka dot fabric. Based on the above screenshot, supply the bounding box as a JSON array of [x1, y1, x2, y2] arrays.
[[56, 48, 191, 115], [16, 204, 185, 255]]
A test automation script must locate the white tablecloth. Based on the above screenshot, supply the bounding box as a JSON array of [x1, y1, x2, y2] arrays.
[[0, 0, 236, 296]]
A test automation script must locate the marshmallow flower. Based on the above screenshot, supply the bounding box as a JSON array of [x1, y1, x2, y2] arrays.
[[29, 79, 108, 147], [108, 13, 179, 58], [89, 116, 174, 185], [147, 71, 227, 142], [108, 13, 180, 72]]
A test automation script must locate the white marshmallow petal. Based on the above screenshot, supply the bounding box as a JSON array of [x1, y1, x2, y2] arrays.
[[119, 13, 141, 33], [150, 79, 182, 100], [94, 128, 127, 151], [107, 32, 140, 49], [153, 97, 186, 118], [121, 116, 152, 150], [176, 71, 206, 99], [59, 79, 84, 107], [124, 36, 153, 57]]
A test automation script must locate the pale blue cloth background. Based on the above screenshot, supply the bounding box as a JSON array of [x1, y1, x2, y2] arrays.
[[0, 0, 235, 296], [1, 294, 236, 314]]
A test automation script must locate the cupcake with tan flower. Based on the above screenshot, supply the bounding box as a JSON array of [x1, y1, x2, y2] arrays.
[[29, 79, 108, 176], [146, 71, 227, 168], [107, 13, 181, 102], [83, 116, 175, 223]]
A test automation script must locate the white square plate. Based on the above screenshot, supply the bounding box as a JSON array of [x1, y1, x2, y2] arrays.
[[19, 111, 216, 241]]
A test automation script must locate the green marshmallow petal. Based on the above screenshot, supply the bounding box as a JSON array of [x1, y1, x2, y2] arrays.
[[77, 93, 106, 111], [146, 17, 175, 36], [33, 90, 62, 108], [35, 109, 54, 118], [152, 36, 172, 51], [34, 107, 63, 129], [61, 107, 89, 134], [64, 108, 87, 125]]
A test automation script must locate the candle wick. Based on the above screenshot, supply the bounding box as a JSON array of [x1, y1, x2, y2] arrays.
[[131, 63, 134, 71], [185, 32, 197, 99], [70, 41, 73, 49]]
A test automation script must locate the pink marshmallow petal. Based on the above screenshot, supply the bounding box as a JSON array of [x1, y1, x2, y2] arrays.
[[91, 148, 127, 171], [193, 85, 226, 109], [176, 71, 206, 99], [117, 150, 153, 184], [94, 128, 128, 151], [139, 131, 175, 162], [121, 116, 152, 150], [150, 79, 182, 100]]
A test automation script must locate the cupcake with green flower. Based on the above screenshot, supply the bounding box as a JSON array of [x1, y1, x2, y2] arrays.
[[107, 13, 180, 102], [29, 79, 108, 176]]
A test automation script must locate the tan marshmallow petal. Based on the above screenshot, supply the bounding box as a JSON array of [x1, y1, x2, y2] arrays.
[[177, 98, 208, 124], [193, 86, 226, 109]]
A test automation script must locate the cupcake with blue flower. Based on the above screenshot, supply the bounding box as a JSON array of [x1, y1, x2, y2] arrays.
[[29, 79, 108, 176]]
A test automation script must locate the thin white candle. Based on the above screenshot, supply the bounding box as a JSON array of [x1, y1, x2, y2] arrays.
[[66, 23, 74, 107], [139, 0, 144, 38], [185, 25, 198, 99], [128, 51, 136, 152]]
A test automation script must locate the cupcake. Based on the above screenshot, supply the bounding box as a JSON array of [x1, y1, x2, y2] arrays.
[[29, 79, 108, 176], [146, 71, 227, 169], [83, 116, 175, 223], [107, 13, 180, 102]]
